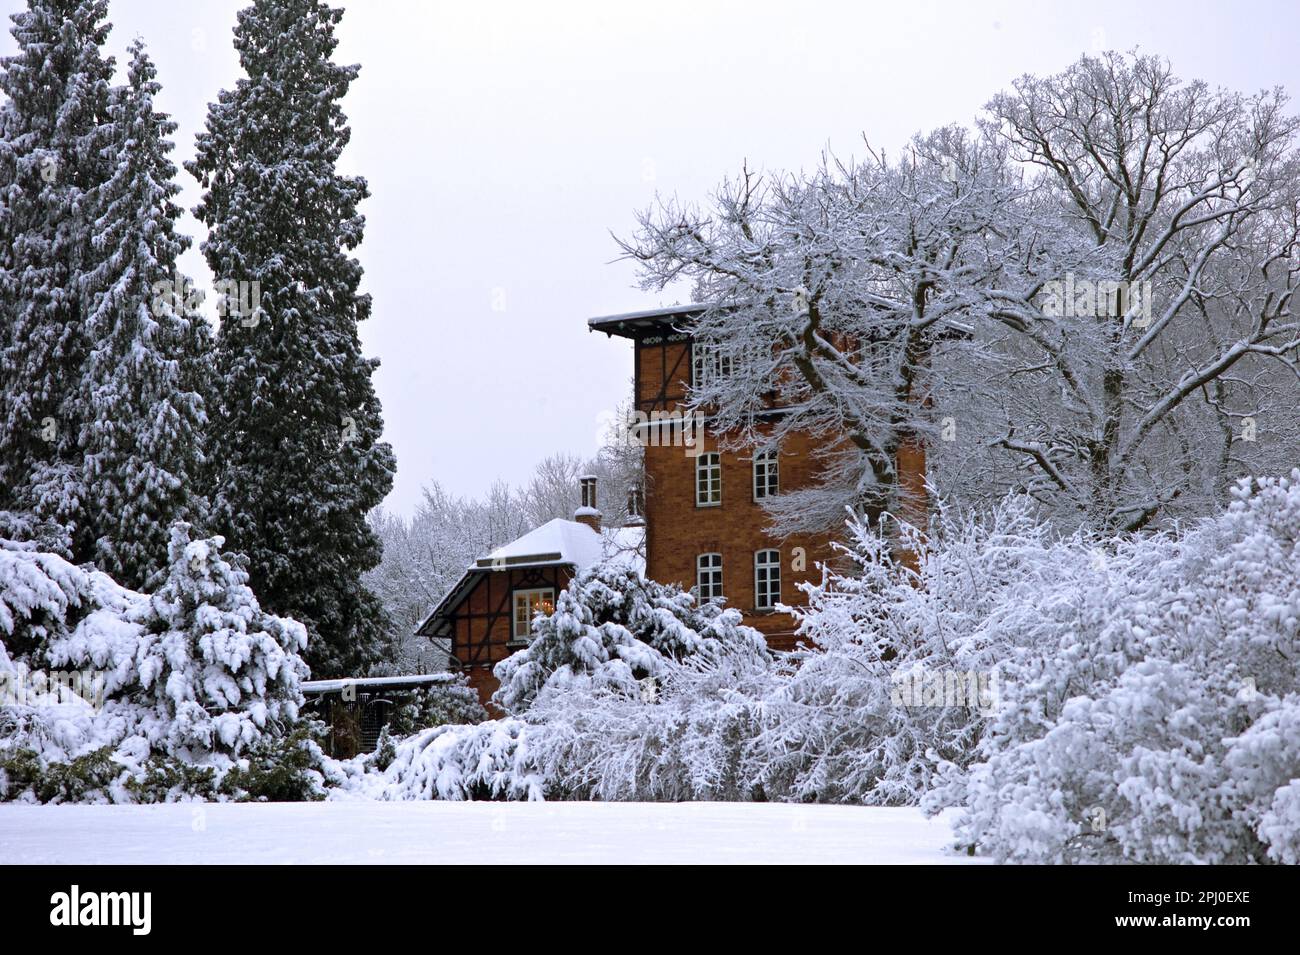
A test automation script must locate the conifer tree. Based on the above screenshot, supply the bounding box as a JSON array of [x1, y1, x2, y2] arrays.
[[188, 0, 395, 677], [81, 40, 212, 592], [0, 0, 115, 550]]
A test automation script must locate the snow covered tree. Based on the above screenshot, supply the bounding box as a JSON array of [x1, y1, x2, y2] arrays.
[[87, 522, 309, 762], [622, 53, 1300, 537], [0, 0, 116, 549], [2, 522, 319, 801], [188, 0, 395, 677], [81, 40, 211, 592], [40, 521, 308, 772], [970, 52, 1300, 531], [619, 128, 1013, 535], [493, 564, 769, 715]]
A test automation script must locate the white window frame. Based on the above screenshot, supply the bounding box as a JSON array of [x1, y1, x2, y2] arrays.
[[512, 587, 555, 641], [754, 549, 780, 611], [752, 449, 779, 500], [696, 553, 723, 602], [692, 342, 732, 387], [696, 452, 721, 507]]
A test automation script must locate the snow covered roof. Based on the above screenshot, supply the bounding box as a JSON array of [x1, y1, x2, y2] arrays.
[[301, 673, 459, 695], [475, 517, 605, 571], [415, 520, 646, 638], [587, 303, 706, 338]]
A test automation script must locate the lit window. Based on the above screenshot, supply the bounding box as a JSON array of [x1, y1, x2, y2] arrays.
[[754, 550, 781, 611], [512, 588, 555, 640], [696, 553, 723, 601], [696, 452, 721, 506], [753, 449, 779, 500], [692, 342, 732, 387]]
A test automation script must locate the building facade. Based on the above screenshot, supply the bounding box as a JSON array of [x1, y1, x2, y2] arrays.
[[589, 304, 845, 651]]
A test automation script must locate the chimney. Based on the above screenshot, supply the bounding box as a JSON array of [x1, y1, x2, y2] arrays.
[[575, 474, 601, 532], [624, 483, 645, 527]]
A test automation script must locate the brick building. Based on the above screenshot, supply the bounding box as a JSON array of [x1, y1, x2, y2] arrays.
[[588, 303, 851, 651]]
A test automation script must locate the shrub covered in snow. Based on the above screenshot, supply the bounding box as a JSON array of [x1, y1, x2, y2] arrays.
[[752, 498, 1054, 806], [338, 719, 543, 801], [1, 523, 326, 802], [523, 651, 779, 801], [929, 473, 1300, 863], [339, 659, 776, 804], [334, 565, 773, 802]]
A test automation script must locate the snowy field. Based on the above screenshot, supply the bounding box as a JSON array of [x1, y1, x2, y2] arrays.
[[0, 802, 982, 865]]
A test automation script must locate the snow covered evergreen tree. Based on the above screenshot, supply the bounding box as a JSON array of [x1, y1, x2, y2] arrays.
[[81, 40, 211, 592], [188, 0, 395, 677], [1, 522, 320, 802], [493, 564, 769, 715], [0, 0, 116, 550], [91, 521, 309, 762]]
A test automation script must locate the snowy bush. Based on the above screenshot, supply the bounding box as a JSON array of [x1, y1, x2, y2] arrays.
[[524, 651, 778, 801], [337, 719, 543, 802], [934, 472, 1300, 863], [729, 497, 1057, 806], [387, 673, 487, 736], [493, 564, 769, 715], [337, 565, 773, 802], [0, 523, 324, 802]]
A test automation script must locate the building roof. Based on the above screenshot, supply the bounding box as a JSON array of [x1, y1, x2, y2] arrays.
[[415, 520, 646, 639], [301, 673, 460, 695], [590, 302, 975, 343], [587, 303, 706, 338], [475, 517, 605, 570]]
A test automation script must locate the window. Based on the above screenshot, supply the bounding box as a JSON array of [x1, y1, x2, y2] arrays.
[[754, 550, 781, 611], [696, 553, 723, 601], [753, 449, 779, 500], [512, 588, 555, 641], [696, 452, 721, 506], [692, 342, 732, 387]]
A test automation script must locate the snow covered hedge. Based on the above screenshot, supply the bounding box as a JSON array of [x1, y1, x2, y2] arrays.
[[927, 472, 1300, 864], [1, 523, 330, 802], [335, 566, 774, 801]]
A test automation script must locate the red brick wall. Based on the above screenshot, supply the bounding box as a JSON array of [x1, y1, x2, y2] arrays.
[[643, 431, 840, 651]]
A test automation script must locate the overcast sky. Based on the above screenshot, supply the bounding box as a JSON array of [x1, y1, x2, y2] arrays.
[[4, 0, 1298, 515]]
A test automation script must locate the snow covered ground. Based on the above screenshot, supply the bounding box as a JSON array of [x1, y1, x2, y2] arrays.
[[0, 802, 983, 865]]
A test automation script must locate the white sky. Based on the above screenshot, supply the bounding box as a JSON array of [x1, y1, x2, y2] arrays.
[[4, 0, 1298, 514]]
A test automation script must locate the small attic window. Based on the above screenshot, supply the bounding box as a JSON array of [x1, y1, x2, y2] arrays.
[[512, 588, 555, 641]]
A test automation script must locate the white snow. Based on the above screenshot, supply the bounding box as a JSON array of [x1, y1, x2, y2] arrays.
[[0, 802, 979, 865], [301, 673, 458, 693], [478, 518, 606, 571]]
